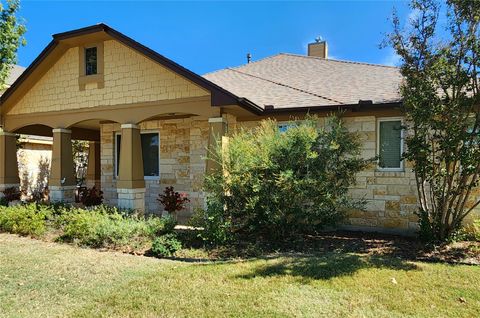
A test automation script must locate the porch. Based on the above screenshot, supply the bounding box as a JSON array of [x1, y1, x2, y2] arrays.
[[0, 104, 228, 219]]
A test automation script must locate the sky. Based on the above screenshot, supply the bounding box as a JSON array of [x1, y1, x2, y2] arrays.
[[16, 0, 411, 75]]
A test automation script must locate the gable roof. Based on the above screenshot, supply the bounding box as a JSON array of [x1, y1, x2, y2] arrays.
[[0, 24, 263, 114], [203, 53, 403, 112]]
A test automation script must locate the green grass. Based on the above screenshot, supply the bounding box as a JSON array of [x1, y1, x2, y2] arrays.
[[0, 234, 479, 317]]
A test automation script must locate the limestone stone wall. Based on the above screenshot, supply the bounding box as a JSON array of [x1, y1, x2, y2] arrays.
[[9, 40, 209, 115], [100, 117, 209, 220]]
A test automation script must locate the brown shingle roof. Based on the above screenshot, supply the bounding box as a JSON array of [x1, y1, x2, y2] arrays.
[[203, 53, 402, 110]]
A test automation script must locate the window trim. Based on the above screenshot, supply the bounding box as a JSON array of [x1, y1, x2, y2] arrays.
[[376, 117, 404, 172], [78, 42, 104, 90], [114, 130, 161, 180]]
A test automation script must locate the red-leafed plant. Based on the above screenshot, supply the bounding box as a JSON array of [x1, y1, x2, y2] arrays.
[[158, 186, 190, 214], [80, 186, 104, 207], [2, 187, 21, 203]]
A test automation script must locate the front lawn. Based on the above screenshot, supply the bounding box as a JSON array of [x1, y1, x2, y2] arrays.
[[1, 233, 479, 317]]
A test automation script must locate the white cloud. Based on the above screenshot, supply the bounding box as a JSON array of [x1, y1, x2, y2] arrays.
[[382, 48, 402, 67]]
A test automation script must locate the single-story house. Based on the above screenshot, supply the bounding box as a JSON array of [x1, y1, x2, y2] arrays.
[[0, 23, 465, 233]]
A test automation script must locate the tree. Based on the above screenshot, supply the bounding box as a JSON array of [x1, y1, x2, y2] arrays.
[[0, 0, 26, 89], [387, 0, 480, 241]]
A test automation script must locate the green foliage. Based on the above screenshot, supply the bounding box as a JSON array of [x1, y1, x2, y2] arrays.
[[58, 208, 177, 248], [473, 219, 480, 242], [197, 115, 372, 245], [386, 0, 480, 242], [0, 203, 180, 252], [0, 0, 26, 89], [150, 234, 182, 257], [0, 204, 51, 237], [72, 140, 89, 185]]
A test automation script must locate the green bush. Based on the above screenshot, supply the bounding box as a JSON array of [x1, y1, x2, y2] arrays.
[[198, 115, 372, 245], [150, 234, 182, 257], [473, 220, 480, 242], [0, 204, 52, 237], [58, 207, 176, 248]]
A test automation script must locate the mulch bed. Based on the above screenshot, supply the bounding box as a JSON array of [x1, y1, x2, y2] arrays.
[[296, 231, 480, 265]]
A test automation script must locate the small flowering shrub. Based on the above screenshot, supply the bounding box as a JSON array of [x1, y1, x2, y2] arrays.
[[158, 186, 190, 215]]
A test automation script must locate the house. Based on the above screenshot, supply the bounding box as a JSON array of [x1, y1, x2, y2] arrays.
[[0, 23, 425, 232], [1, 66, 52, 197]]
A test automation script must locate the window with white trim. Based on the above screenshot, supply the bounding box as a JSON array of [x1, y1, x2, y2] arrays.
[[377, 118, 403, 170], [115, 132, 160, 178]]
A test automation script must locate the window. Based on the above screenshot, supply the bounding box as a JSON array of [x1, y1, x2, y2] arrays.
[[278, 122, 297, 133], [377, 118, 403, 170], [85, 47, 97, 75], [141, 133, 160, 177], [115, 132, 160, 178]]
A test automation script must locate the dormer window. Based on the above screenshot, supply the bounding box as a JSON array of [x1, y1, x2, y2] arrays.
[[85, 47, 98, 75]]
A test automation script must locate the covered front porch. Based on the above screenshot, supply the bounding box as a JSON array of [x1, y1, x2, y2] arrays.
[[0, 97, 229, 218]]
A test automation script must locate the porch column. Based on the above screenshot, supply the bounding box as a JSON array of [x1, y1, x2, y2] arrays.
[[206, 117, 228, 173], [0, 129, 20, 195], [50, 128, 76, 202], [86, 141, 101, 189], [116, 124, 145, 212]]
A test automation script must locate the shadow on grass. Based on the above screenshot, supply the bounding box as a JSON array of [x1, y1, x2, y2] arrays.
[[235, 252, 418, 282]]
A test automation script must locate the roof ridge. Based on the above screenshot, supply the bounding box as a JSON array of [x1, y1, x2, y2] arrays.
[[227, 67, 345, 105], [279, 53, 400, 69], [202, 53, 284, 77]]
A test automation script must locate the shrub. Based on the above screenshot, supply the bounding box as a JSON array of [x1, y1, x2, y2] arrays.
[[58, 207, 176, 248], [80, 186, 103, 207], [150, 234, 182, 257], [473, 220, 480, 242], [199, 115, 372, 245], [2, 187, 21, 203], [158, 186, 190, 216], [0, 204, 52, 237]]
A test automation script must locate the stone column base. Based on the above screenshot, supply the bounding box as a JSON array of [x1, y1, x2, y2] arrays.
[[117, 188, 146, 212], [0, 184, 20, 198], [49, 185, 76, 203]]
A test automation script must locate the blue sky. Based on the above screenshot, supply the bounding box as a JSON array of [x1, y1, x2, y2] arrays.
[[16, 1, 411, 75]]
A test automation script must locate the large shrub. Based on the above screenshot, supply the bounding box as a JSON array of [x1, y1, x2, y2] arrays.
[[197, 115, 372, 245], [0, 204, 52, 237]]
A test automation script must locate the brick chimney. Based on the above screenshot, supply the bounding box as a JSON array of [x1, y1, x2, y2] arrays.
[[308, 37, 328, 58]]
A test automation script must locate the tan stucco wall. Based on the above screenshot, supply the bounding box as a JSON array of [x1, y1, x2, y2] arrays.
[[100, 117, 209, 220], [7, 40, 209, 116]]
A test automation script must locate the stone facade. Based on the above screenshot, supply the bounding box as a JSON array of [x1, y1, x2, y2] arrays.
[[100, 117, 209, 220]]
